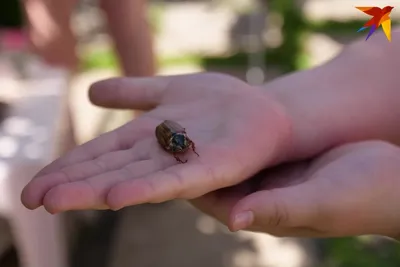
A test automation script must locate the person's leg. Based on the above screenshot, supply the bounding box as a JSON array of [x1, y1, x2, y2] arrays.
[[22, 0, 78, 154], [22, 0, 79, 71], [100, 0, 156, 120], [100, 0, 156, 78]]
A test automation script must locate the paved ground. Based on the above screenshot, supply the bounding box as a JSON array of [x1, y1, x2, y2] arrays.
[[107, 201, 320, 267]]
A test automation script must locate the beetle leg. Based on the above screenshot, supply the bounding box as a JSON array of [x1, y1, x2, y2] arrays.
[[174, 154, 187, 164], [190, 141, 200, 157]]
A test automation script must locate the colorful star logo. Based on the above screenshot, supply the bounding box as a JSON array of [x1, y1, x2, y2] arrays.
[[356, 6, 394, 41]]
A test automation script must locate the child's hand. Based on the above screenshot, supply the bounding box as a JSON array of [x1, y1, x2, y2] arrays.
[[191, 140, 400, 239], [21, 73, 291, 213]]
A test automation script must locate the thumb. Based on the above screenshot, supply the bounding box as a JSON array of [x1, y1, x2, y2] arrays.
[[229, 182, 322, 232], [88, 76, 174, 110]]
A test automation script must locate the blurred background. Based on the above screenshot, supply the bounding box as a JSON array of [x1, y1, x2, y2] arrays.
[[0, 0, 400, 267]]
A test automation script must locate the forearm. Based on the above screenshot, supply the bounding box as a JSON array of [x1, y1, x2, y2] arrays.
[[264, 28, 400, 159], [99, 0, 156, 76]]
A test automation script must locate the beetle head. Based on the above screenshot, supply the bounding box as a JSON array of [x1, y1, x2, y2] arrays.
[[170, 133, 190, 152]]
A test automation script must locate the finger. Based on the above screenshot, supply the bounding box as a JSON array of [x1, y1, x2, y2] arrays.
[[88, 72, 229, 109], [21, 130, 123, 209], [229, 182, 322, 232], [21, 120, 157, 209], [189, 176, 271, 227], [21, 141, 150, 210], [88, 76, 174, 110], [42, 159, 160, 213], [190, 192, 242, 226], [106, 149, 249, 210], [105, 141, 257, 210], [35, 118, 154, 178], [106, 163, 205, 210], [190, 195, 329, 238]]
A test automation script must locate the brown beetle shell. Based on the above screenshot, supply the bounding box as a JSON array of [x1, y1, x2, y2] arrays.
[[155, 120, 189, 153], [155, 120, 200, 163]]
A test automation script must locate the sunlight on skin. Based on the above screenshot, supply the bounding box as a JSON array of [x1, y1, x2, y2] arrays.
[[21, 73, 292, 214], [19, 31, 400, 239]]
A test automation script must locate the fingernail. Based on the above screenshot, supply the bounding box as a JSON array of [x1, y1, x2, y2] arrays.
[[232, 210, 254, 231], [110, 206, 123, 212]]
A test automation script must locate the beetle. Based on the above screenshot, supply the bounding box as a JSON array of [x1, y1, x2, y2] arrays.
[[155, 120, 199, 163]]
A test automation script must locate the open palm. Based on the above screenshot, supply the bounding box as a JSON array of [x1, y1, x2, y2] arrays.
[[21, 73, 291, 213]]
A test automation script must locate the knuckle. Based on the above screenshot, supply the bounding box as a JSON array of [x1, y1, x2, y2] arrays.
[[265, 191, 290, 227]]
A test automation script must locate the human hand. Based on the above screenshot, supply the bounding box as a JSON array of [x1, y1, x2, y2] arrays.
[[190, 140, 400, 239], [21, 73, 291, 213]]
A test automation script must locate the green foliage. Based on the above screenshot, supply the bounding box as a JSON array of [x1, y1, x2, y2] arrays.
[[201, 1, 400, 74], [80, 49, 119, 71], [320, 237, 400, 267], [81, 1, 400, 76], [201, 0, 308, 73], [148, 3, 165, 34], [80, 48, 202, 71], [268, 0, 308, 72], [308, 19, 400, 35], [201, 0, 307, 73]]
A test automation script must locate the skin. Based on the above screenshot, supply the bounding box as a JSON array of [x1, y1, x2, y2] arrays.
[[21, 28, 400, 239], [21, 0, 155, 154], [22, 0, 155, 76], [23, 0, 79, 70], [192, 140, 400, 238], [21, 72, 292, 212]]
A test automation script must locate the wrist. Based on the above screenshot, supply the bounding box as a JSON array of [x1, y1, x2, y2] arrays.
[[261, 65, 338, 160], [261, 37, 400, 160]]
